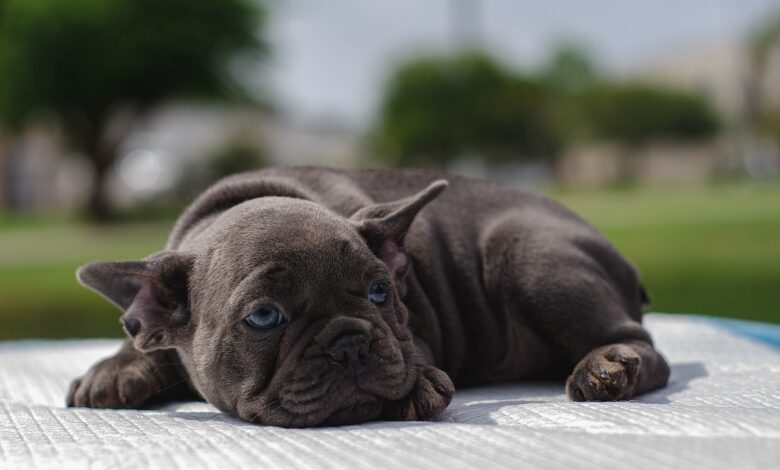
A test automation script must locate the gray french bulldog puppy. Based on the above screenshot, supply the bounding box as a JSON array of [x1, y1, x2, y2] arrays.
[[67, 166, 669, 427]]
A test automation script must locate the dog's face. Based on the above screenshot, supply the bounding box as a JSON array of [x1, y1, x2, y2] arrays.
[[78, 181, 446, 427]]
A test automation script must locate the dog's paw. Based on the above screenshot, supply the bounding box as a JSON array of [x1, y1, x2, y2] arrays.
[[566, 344, 641, 401], [382, 366, 454, 421], [67, 351, 162, 409]]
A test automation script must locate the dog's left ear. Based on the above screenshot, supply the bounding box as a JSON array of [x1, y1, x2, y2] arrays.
[[76, 251, 194, 352], [351, 180, 448, 277]]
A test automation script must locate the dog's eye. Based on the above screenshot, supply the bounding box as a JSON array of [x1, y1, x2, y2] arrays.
[[368, 281, 389, 305], [245, 305, 284, 329]]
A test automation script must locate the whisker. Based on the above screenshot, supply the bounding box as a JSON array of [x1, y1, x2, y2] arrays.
[[155, 377, 190, 395]]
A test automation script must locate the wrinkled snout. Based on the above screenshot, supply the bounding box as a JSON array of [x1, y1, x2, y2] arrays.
[[315, 317, 373, 374], [326, 332, 370, 373]]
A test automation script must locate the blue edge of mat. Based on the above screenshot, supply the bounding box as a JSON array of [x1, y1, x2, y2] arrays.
[[695, 315, 780, 349]]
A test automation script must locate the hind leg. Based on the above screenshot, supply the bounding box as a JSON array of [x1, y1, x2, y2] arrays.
[[481, 215, 670, 401], [565, 340, 668, 401]]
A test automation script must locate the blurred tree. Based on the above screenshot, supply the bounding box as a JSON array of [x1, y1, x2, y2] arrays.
[[539, 43, 600, 94], [0, 0, 266, 220], [176, 137, 267, 199], [570, 83, 720, 146], [373, 52, 560, 167], [537, 44, 600, 149]]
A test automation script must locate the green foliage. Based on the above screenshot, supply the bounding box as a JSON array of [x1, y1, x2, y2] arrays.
[[539, 43, 600, 94], [374, 49, 721, 167], [0, 0, 265, 129], [176, 139, 267, 198], [568, 83, 720, 146], [547, 44, 721, 146], [374, 52, 560, 167], [0, 0, 267, 219]]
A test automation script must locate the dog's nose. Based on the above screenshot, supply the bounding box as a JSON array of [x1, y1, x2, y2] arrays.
[[326, 333, 370, 373]]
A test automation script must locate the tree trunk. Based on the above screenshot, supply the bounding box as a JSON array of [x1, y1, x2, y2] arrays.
[[87, 154, 112, 221], [83, 126, 115, 222], [79, 107, 143, 222]]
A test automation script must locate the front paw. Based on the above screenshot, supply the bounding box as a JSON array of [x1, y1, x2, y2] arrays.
[[566, 344, 641, 401], [382, 366, 454, 421], [67, 351, 162, 409]]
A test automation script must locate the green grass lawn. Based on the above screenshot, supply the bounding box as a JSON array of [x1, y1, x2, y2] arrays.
[[0, 221, 170, 339], [548, 183, 780, 323], [0, 182, 778, 340]]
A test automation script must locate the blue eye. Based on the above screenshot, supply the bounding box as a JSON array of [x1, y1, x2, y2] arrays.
[[368, 281, 390, 305], [245, 305, 284, 329]]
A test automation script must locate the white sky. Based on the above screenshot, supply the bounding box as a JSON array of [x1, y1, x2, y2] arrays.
[[265, 0, 780, 128]]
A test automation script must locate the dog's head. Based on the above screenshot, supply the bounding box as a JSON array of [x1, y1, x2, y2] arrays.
[[77, 180, 447, 427]]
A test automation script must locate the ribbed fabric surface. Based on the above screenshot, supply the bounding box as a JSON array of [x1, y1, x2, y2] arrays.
[[1, 314, 778, 469]]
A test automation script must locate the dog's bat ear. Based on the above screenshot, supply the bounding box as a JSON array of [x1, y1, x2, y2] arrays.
[[350, 179, 448, 277], [77, 251, 194, 352]]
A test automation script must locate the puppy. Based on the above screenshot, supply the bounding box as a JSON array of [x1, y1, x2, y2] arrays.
[[67, 167, 669, 427]]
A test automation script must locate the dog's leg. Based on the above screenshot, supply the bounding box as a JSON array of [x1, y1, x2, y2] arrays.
[[564, 339, 669, 401], [481, 216, 670, 401], [379, 337, 454, 421], [67, 339, 196, 408], [380, 364, 454, 421]]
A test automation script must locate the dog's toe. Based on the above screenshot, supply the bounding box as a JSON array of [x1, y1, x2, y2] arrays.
[[566, 344, 641, 401], [383, 366, 454, 421], [67, 355, 160, 409], [118, 371, 156, 407]]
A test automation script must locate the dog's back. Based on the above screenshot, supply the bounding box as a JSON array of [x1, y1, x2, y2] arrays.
[[171, 166, 647, 386]]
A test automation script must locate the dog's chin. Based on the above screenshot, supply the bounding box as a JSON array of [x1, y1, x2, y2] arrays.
[[317, 396, 385, 427], [282, 369, 417, 427], [237, 390, 384, 428], [237, 360, 418, 428]]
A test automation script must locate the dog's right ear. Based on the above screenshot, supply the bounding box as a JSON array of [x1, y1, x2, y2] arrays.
[[350, 180, 448, 278], [77, 252, 194, 352]]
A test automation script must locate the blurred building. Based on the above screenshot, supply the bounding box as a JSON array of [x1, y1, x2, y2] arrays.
[[0, 103, 364, 213], [560, 34, 780, 187], [635, 38, 780, 121], [558, 140, 726, 187], [0, 119, 92, 213]]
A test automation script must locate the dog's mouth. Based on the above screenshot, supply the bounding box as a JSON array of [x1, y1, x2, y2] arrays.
[[242, 325, 418, 427], [276, 348, 415, 425], [318, 394, 385, 426], [247, 389, 383, 428], [245, 373, 407, 427]]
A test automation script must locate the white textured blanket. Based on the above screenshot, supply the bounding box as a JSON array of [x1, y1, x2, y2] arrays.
[[1, 314, 779, 470]]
